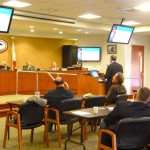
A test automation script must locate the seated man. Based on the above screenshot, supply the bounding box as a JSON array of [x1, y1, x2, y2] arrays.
[[1, 61, 11, 70], [43, 76, 74, 131], [23, 61, 35, 71], [100, 86, 150, 146], [50, 61, 59, 70], [106, 72, 127, 104]]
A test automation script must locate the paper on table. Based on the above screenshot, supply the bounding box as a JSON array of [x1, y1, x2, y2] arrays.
[[71, 110, 91, 115], [107, 107, 114, 111]]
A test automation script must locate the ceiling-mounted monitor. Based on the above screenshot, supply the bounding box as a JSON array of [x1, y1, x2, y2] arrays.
[[0, 6, 14, 33], [77, 47, 101, 62], [107, 24, 134, 44]]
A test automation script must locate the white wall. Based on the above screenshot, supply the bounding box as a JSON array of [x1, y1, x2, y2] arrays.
[[74, 33, 150, 88]]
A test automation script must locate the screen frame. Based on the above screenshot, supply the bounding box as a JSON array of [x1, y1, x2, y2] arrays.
[[107, 24, 135, 44], [0, 5, 14, 33], [77, 46, 101, 62]]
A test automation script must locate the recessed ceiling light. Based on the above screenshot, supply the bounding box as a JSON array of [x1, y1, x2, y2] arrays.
[[59, 31, 63, 34], [3, 0, 31, 8], [78, 14, 101, 19], [85, 32, 89, 34], [30, 29, 34, 32], [134, 3, 150, 11], [29, 26, 34, 28], [53, 28, 58, 30], [77, 29, 82, 32], [123, 21, 140, 26]]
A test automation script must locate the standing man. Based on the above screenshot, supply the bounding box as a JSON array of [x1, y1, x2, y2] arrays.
[[105, 55, 123, 93], [43, 76, 74, 131]]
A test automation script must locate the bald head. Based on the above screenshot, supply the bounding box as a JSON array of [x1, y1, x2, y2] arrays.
[[51, 62, 57, 68], [2, 61, 7, 67], [54, 77, 64, 86], [26, 61, 31, 66]]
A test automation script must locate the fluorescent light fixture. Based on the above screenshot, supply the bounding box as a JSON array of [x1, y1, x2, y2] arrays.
[[14, 10, 76, 24], [134, 3, 150, 11], [85, 32, 89, 34], [3, 0, 31, 8], [123, 21, 140, 26], [78, 14, 101, 19]]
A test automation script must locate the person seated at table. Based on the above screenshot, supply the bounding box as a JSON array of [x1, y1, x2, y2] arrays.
[[0, 61, 11, 70], [50, 61, 59, 70], [105, 72, 127, 104], [43, 76, 74, 132], [22, 61, 35, 71], [100, 86, 150, 147]]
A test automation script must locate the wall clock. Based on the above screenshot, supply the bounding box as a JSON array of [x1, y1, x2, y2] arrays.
[[0, 39, 8, 53]]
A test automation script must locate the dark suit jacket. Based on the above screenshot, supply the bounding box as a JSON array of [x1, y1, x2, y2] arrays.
[[43, 87, 74, 109], [103, 101, 150, 131], [105, 62, 123, 92], [23, 65, 35, 71], [43, 87, 74, 119]]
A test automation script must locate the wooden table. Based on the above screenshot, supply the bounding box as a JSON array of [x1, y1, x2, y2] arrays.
[[63, 106, 113, 150], [7, 100, 23, 110]]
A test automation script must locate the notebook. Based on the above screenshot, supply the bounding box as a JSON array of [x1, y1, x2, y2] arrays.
[[90, 70, 105, 82]]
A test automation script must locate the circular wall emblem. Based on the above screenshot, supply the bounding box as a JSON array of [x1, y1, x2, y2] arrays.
[[0, 39, 8, 53]]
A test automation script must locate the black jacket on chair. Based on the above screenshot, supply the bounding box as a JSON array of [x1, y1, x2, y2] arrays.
[[18, 101, 45, 127]]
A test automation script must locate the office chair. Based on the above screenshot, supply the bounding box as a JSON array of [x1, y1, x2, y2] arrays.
[[98, 117, 150, 150], [84, 96, 107, 132], [45, 98, 82, 147], [112, 94, 128, 104], [3, 101, 49, 150]]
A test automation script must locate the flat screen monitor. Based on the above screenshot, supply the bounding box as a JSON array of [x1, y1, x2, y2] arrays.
[[0, 6, 14, 33], [77, 47, 101, 62], [107, 24, 134, 44]]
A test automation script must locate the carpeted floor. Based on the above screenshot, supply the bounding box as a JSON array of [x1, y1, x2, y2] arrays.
[[0, 95, 99, 150], [0, 117, 99, 150]]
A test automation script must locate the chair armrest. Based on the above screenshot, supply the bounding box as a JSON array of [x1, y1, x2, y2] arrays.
[[44, 105, 59, 124], [6, 110, 20, 125], [98, 128, 117, 150]]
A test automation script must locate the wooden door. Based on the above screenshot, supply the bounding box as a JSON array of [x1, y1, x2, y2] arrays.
[[131, 45, 144, 92]]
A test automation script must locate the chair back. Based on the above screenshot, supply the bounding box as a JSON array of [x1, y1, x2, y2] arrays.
[[58, 98, 82, 121], [59, 98, 82, 112], [18, 101, 44, 125], [112, 94, 128, 104], [84, 96, 107, 108], [116, 117, 150, 149]]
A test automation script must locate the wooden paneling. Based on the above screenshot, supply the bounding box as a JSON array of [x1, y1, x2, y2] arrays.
[[0, 71, 16, 95], [18, 72, 37, 94], [0, 70, 106, 96]]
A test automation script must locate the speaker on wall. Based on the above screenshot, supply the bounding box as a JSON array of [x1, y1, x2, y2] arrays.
[[62, 45, 77, 68]]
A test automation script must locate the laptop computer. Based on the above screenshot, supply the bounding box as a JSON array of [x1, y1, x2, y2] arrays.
[[90, 70, 105, 82]]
